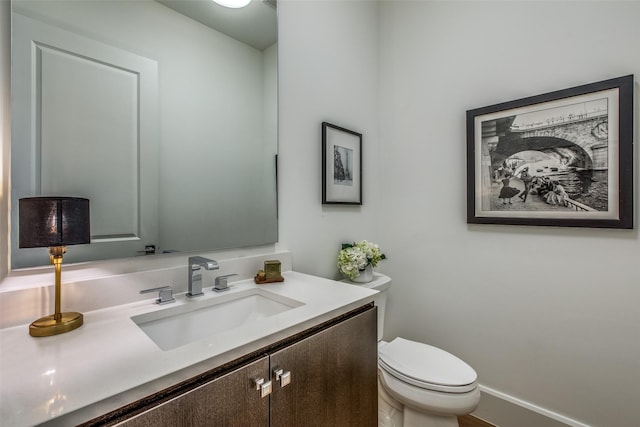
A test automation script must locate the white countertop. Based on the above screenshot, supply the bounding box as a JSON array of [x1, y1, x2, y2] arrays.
[[0, 271, 377, 426]]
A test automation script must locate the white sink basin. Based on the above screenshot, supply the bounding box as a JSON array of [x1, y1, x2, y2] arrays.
[[132, 288, 304, 351]]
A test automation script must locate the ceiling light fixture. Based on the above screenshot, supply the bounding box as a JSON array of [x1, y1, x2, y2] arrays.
[[212, 0, 251, 8]]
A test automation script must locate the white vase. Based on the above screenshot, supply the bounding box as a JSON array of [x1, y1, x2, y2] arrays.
[[351, 264, 373, 283]]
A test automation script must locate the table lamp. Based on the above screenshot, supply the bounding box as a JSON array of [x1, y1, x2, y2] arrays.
[[19, 197, 90, 337]]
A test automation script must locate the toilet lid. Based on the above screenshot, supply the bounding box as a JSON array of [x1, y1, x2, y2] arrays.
[[379, 337, 477, 393]]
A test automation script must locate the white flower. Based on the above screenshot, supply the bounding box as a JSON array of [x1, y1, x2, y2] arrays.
[[337, 240, 386, 280]]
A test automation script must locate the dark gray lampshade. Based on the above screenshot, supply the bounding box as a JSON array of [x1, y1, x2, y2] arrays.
[[19, 197, 90, 248]]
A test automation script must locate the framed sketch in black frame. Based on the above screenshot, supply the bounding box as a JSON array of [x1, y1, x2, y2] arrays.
[[466, 75, 633, 229], [322, 122, 362, 205]]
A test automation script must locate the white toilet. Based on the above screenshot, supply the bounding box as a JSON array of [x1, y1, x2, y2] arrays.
[[348, 273, 480, 427]]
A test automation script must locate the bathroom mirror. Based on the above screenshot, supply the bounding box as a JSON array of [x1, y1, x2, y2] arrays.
[[10, 0, 278, 269]]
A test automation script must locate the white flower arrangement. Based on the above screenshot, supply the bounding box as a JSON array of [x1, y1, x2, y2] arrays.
[[337, 240, 386, 280]]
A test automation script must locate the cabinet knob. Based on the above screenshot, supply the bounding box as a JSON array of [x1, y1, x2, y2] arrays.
[[274, 368, 292, 387], [254, 378, 272, 398]]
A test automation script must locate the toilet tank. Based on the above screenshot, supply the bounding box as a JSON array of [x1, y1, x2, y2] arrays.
[[343, 273, 391, 341]]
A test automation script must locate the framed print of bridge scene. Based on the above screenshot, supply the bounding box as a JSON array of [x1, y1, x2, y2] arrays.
[[466, 75, 633, 229]]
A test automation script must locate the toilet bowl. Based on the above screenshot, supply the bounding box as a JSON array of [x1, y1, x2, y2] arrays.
[[344, 273, 480, 427]]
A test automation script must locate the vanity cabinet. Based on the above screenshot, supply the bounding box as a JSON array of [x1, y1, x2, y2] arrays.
[[103, 305, 377, 427], [117, 357, 270, 426], [270, 307, 377, 426]]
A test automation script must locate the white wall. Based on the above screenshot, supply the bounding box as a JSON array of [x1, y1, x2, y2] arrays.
[[278, 0, 382, 278], [381, 2, 640, 427], [280, 1, 640, 427]]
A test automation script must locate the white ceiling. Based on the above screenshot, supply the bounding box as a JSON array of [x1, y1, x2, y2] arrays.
[[156, 0, 277, 51]]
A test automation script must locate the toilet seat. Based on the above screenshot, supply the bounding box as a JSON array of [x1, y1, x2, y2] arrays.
[[379, 338, 477, 393]]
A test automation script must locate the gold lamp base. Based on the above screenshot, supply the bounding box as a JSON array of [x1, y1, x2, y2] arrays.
[[29, 312, 84, 337]]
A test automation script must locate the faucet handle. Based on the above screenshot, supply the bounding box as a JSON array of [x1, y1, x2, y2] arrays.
[[140, 286, 175, 305], [213, 274, 238, 292]]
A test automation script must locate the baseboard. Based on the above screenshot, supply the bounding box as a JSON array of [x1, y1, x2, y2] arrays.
[[472, 384, 592, 427]]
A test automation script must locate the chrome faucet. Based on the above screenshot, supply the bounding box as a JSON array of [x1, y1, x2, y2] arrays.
[[187, 256, 219, 297]]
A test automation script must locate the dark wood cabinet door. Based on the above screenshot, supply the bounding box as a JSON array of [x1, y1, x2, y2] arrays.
[[269, 307, 377, 427], [117, 356, 270, 427]]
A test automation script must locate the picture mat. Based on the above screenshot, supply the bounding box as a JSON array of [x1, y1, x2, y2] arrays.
[[325, 126, 361, 203], [473, 88, 620, 220]]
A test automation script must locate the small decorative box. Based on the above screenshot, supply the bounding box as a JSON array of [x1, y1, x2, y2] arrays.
[[254, 260, 284, 284], [264, 260, 281, 280]]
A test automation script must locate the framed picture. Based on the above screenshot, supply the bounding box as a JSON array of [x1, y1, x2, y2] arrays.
[[322, 122, 362, 205], [466, 75, 633, 229]]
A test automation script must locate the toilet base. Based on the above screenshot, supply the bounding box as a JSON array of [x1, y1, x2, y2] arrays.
[[378, 378, 404, 427], [378, 390, 459, 427], [379, 389, 460, 427], [378, 371, 476, 427], [404, 406, 459, 427]]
